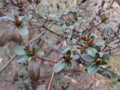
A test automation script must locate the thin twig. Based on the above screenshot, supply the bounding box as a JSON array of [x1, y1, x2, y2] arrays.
[[42, 26, 63, 37], [47, 72, 55, 90], [0, 55, 17, 73], [83, 22, 102, 33], [0, 31, 45, 74], [24, 31, 45, 47], [37, 56, 57, 63]]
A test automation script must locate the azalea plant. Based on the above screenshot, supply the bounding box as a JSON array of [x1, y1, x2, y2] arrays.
[[53, 49, 79, 73], [14, 43, 44, 63], [0, 0, 120, 90], [82, 50, 109, 74], [1, 14, 29, 36]]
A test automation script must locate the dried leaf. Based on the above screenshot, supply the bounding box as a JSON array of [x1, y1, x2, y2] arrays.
[[0, 28, 22, 46]]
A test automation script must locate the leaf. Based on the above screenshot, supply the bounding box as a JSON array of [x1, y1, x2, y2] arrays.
[[66, 50, 71, 56], [108, 43, 117, 48], [7, 14, 14, 21], [94, 53, 100, 60], [28, 60, 40, 81], [81, 54, 94, 62], [37, 51, 45, 56], [53, 60, 65, 73], [13, 46, 25, 55], [61, 46, 71, 55], [16, 54, 28, 63], [19, 16, 24, 21], [40, 1, 50, 6], [17, 26, 29, 36], [0, 27, 23, 47], [66, 62, 72, 68], [99, 52, 105, 57], [95, 40, 105, 46], [86, 47, 97, 57], [48, 13, 57, 19], [101, 53, 109, 61], [104, 23, 111, 31], [67, 38, 77, 45], [88, 65, 98, 75], [72, 55, 79, 60]]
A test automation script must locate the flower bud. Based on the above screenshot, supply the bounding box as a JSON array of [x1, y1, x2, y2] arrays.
[[13, 16, 21, 27], [88, 38, 93, 46], [74, 15, 78, 20], [95, 58, 103, 65], [101, 15, 107, 22], [56, 3, 60, 10], [82, 35, 89, 41], [27, 49, 35, 56], [35, 0, 41, 4], [64, 55, 72, 62]]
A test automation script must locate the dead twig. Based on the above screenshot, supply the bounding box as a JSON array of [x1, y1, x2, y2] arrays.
[[47, 72, 55, 90], [0, 55, 17, 73], [37, 56, 57, 63]]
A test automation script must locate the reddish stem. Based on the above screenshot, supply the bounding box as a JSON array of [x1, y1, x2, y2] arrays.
[[47, 72, 55, 90], [37, 56, 57, 63]]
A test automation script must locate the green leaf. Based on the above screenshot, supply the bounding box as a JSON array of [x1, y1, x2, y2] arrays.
[[102, 61, 107, 65], [101, 53, 109, 61], [16, 54, 28, 63], [99, 52, 105, 57], [17, 25, 29, 36], [95, 40, 105, 46], [81, 54, 94, 62], [66, 62, 72, 68], [72, 55, 79, 60], [37, 51, 45, 56], [61, 45, 71, 54], [88, 65, 98, 75], [13, 46, 25, 55], [53, 60, 65, 73], [95, 53, 100, 59], [86, 47, 97, 57], [66, 50, 71, 56], [19, 16, 24, 21]]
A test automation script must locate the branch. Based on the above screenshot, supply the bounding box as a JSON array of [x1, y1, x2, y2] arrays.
[[0, 55, 17, 73], [24, 31, 45, 47], [42, 26, 63, 37], [47, 72, 55, 90], [37, 56, 57, 63], [83, 22, 102, 33], [37, 56, 57, 90], [0, 31, 45, 74]]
